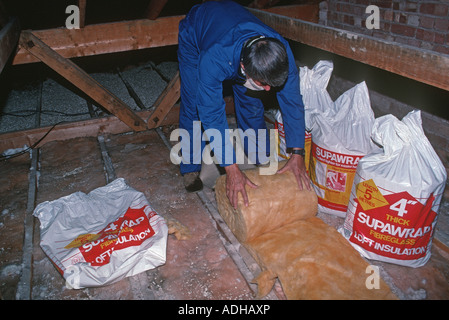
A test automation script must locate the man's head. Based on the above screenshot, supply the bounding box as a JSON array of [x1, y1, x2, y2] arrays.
[[241, 36, 289, 89]]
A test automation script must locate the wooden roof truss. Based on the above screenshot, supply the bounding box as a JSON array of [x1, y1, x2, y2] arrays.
[[0, 0, 448, 152]]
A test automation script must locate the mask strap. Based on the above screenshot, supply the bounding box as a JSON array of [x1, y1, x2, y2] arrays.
[[245, 35, 266, 48], [240, 35, 266, 77], [240, 35, 266, 64]]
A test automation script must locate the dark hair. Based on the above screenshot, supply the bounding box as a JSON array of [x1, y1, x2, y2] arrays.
[[241, 37, 289, 87]]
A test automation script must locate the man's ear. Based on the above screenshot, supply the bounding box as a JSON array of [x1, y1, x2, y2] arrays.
[[240, 62, 247, 77]]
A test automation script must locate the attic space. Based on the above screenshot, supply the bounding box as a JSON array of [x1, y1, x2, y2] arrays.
[[0, 0, 448, 302]]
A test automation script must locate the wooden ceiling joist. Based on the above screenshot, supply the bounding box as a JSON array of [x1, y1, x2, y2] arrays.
[[250, 8, 449, 92], [0, 97, 236, 153]]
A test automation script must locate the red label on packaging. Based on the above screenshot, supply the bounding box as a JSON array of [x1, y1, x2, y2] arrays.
[[312, 144, 363, 170], [350, 191, 436, 261], [79, 206, 155, 266], [274, 121, 285, 138]]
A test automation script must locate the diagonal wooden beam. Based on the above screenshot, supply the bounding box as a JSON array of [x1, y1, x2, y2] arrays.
[[147, 70, 180, 129], [19, 30, 147, 131]]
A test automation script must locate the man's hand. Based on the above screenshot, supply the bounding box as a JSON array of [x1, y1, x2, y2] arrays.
[[277, 152, 311, 191], [225, 164, 258, 209]]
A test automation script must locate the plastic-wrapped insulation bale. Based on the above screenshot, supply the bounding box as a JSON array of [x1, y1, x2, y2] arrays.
[[342, 110, 447, 267], [306, 66, 376, 216], [33, 178, 168, 288]]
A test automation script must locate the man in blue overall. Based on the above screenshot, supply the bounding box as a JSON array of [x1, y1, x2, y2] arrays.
[[178, 0, 310, 208]]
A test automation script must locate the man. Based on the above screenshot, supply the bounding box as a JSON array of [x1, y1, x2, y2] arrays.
[[177, 0, 310, 208]]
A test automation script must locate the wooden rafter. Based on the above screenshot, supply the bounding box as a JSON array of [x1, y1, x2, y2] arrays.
[[19, 31, 147, 131], [250, 8, 449, 92]]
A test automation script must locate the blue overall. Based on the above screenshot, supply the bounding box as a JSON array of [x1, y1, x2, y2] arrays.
[[177, 0, 305, 175]]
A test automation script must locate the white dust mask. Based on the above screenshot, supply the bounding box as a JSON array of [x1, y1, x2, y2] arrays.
[[243, 77, 265, 91]]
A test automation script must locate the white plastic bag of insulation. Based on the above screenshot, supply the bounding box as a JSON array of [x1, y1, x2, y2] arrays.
[[299, 60, 335, 131], [274, 111, 312, 170], [341, 110, 447, 267], [33, 178, 168, 289], [305, 61, 376, 216], [274, 61, 334, 165]]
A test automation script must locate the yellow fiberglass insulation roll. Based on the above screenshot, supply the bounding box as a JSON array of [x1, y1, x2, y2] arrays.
[[215, 162, 396, 300]]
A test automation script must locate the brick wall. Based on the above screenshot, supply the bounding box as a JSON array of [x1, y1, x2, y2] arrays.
[[319, 0, 449, 55]]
